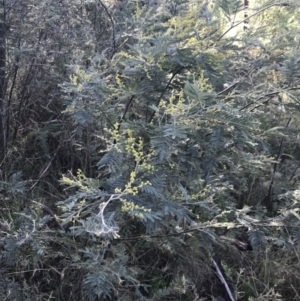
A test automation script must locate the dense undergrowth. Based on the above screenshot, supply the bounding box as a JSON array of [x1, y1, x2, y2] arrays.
[[1, 0, 300, 300]]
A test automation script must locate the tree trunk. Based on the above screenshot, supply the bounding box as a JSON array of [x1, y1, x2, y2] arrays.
[[0, 0, 6, 163], [244, 0, 249, 30]]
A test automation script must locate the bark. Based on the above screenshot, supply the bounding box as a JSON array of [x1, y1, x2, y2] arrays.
[[0, 1, 6, 162], [244, 0, 249, 30]]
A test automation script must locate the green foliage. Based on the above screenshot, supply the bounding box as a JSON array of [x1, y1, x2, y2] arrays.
[[2, 0, 300, 300]]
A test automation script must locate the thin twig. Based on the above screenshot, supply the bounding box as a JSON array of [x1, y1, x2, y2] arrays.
[[267, 117, 291, 205], [42, 204, 65, 231], [115, 219, 295, 241], [212, 258, 235, 301], [148, 67, 184, 123], [98, 0, 116, 59], [29, 141, 62, 191], [239, 91, 280, 112], [289, 162, 300, 182], [217, 82, 239, 95], [218, 2, 284, 41], [116, 95, 135, 134]]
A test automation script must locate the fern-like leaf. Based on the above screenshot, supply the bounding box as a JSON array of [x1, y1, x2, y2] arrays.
[[248, 229, 268, 252], [97, 149, 123, 173]]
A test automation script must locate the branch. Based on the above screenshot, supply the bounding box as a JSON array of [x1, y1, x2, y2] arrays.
[[98, 0, 116, 59], [217, 82, 239, 95], [116, 218, 296, 241], [212, 258, 235, 301], [289, 162, 300, 182], [148, 67, 184, 123], [266, 117, 291, 208], [42, 204, 65, 231], [218, 2, 286, 41], [239, 91, 280, 112], [29, 141, 62, 191]]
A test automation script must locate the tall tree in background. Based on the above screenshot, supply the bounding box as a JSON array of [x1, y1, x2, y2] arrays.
[[244, 0, 249, 29], [0, 1, 6, 162]]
